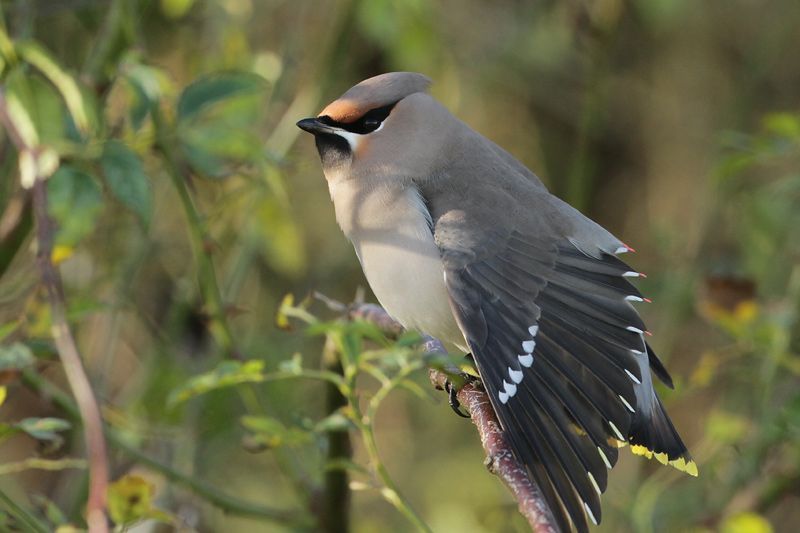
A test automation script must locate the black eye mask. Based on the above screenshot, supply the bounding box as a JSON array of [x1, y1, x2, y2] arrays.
[[318, 103, 397, 135]]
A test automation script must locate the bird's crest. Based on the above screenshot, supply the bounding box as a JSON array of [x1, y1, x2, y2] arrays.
[[319, 72, 432, 123]]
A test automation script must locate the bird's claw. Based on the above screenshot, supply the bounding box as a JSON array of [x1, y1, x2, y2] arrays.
[[444, 370, 479, 418], [445, 379, 471, 418]]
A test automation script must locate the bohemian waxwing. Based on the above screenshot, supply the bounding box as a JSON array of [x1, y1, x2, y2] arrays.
[[297, 72, 696, 532]]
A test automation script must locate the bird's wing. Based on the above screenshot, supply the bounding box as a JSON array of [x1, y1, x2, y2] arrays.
[[436, 213, 654, 532]]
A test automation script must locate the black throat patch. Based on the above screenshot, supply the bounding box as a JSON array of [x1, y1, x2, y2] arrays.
[[315, 134, 352, 167]]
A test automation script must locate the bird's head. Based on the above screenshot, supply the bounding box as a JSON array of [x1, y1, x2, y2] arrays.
[[297, 72, 455, 182]]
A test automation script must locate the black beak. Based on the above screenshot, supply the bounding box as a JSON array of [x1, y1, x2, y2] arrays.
[[296, 117, 336, 136]]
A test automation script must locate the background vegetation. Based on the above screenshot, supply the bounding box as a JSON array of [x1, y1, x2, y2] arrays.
[[1, 0, 799, 531]]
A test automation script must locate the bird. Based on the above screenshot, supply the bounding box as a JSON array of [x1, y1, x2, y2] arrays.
[[296, 72, 697, 532]]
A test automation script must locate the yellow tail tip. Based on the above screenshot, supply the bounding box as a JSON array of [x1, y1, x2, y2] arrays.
[[629, 445, 699, 476]]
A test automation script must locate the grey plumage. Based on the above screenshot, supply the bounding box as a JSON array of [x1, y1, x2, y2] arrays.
[[297, 72, 696, 532]]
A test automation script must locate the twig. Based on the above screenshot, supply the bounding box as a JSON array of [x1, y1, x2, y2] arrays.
[[428, 371, 558, 532], [348, 303, 558, 533], [0, 90, 110, 532], [348, 303, 405, 338], [0, 457, 87, 476]]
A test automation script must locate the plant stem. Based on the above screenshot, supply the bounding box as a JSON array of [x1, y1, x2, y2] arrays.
[[334, 332, 430, 532], [351, 303, 558, 532], [358, 422, 432, 533], [152, 109, 237, 358], [82, 0, 127, 81], [0, 457, 87, 476], [0, 89, 110, 533]]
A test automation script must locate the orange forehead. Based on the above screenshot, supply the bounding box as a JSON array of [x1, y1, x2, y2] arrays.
[[318, 99, 365, 123]]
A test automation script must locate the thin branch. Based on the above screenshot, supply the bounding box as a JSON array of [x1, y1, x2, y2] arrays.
[[348, 303, 558, 533], [0, 89, 109, 533], [0, 457, 87, 476], [428, 370, 558, 533], [348, 303, 405, 338]]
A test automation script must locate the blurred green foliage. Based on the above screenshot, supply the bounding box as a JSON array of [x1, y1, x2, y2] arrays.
[[0, 0, 799, 531]]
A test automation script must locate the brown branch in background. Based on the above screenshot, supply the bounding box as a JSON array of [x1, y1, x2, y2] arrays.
[[348, 302, 558, 533], [0, 91, 110, 532]]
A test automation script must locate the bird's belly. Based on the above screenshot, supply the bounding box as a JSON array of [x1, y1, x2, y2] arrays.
[[329, 180, 465, 349], [355, 236, 464, 348]]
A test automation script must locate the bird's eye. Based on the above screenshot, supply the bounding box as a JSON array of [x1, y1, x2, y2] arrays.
[[341, 103, 397, 134], [322, 102, 398, 136], [363, 118, 381, 131]]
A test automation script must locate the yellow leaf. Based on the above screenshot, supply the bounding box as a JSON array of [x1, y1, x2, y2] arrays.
[[721, 512, 773, 533], [690, 351, 720, 388], [733, 301, 758, 324], [107, 474, 154, 526], [18, 149, 37, 189], [37, 147, 60, 178], [5, 91, 39, 146], [275, 293, 294, 330], [0, 386, 6, 407], [51, 245, 74, 265], [160, 0, 195, 19]]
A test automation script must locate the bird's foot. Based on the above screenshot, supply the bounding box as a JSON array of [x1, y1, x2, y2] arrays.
[[444, 379, 471, 418], [444, 363, 479, 419]]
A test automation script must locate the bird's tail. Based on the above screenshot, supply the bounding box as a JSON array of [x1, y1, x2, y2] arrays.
[[627, 392, 698, 476]]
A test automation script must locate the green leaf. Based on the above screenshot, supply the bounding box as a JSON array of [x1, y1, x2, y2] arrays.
[[314, 412, 354, 433], [179, 125, 262, 179], [0, 323, 19, 344], [176, 72, 267, 179], [17, 41, 89, 134], [0, 342, 36, 371], [241, 415, 311, 448], [323, 458, 369, 475], [101, 141, 152, 225], [707, 411, 750, 444], [5, 71, 67, 148], [277, 353, 303, 374], [762, 112, 800, 140], [15, 417, 71, 442], [47, 166, 103, 247], [167, 360, 265, 406], [0, 422, 18, 441], [177, 72, 265, 122], [160, 0, 197, 19], [31, 495, 68, 527], [123, 61, 169, 130], [396, 379, 429, 401], [253, 196, 307, 277]]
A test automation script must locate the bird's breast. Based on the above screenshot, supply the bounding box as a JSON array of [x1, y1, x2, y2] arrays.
[[327, 179, 464, 348]]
